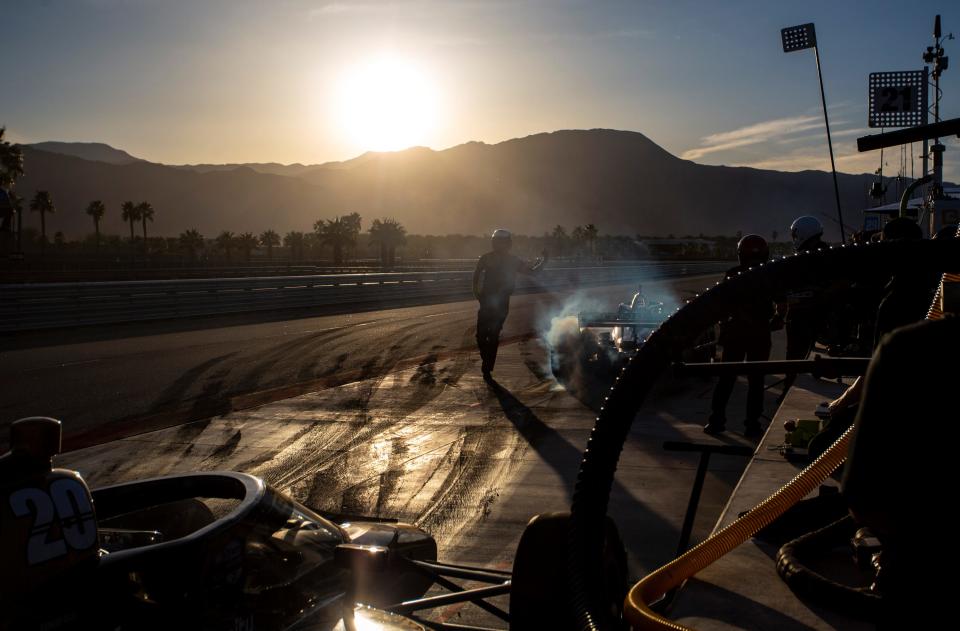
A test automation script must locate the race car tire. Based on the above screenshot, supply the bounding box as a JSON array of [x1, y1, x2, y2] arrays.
[[510, 512, 627, 630]]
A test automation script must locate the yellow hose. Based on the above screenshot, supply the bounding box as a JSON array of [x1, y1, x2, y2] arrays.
[[625, 267, 956, 630], [624, 426, 852, 630]]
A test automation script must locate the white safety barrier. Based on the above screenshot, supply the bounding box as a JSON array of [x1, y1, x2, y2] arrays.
[[0, 262, 728, 332]]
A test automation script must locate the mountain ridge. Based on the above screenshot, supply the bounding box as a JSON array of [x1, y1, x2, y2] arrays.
[[16, 129, 875, 240], [28, 141, 145, 166]]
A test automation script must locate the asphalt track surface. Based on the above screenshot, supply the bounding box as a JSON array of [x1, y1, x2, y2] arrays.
[[16, 274, 777, 628], [1, 277, 716, 449]]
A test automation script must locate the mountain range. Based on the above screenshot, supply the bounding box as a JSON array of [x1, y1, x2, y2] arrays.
[[16, 129, 877, 240]]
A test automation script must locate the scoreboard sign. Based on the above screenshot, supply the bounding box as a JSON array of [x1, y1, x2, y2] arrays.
[[868, 70, 927, 128]]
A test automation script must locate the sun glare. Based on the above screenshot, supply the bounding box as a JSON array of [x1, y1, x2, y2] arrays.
[[334, 56, 439, 153]]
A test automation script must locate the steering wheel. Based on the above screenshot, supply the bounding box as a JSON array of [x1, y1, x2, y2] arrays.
[[565, 238, 960, 630]]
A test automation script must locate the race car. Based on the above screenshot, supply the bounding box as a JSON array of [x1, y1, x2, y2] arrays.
[[549, 286, 715, 406], [549, 287, 666, 383], [0, 417, 518, 631]]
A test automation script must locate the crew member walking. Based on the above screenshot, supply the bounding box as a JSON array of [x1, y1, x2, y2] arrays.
[[473, 229, 547, 381], [705, 234, 774, 437]]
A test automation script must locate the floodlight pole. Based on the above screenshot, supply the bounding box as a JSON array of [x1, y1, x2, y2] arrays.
[[813, 44, 846, 243]]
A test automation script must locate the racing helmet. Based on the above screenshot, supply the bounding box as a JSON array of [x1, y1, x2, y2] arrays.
[[881, 217, 922, 241], [491, 228, 512, 251], [737, 234, 769, 266], [790, 216, 824, 250]]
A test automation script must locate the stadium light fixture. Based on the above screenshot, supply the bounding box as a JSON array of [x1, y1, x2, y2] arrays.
[[782, 23, 846, 243]]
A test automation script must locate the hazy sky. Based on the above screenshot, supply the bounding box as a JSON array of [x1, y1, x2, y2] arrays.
[[3, 0, 958, 179]]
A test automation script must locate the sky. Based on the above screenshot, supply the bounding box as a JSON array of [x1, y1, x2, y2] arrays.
[[2, 0, 959, 180]]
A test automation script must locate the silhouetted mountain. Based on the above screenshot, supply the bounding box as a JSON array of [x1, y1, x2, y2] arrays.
[[28, 142, 144, 165], [174, 162, 315, 176], [16, 129, 876, 240]]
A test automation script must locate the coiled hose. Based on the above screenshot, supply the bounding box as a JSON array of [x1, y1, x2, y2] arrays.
[[565, 239, 960, 631], [775, 516, 881, 620]]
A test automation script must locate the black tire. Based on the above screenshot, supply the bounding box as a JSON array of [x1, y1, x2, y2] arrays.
[[511, 512, 627, 630]]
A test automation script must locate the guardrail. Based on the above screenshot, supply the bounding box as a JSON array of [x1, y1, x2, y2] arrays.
[[0, 262, 728, 332]]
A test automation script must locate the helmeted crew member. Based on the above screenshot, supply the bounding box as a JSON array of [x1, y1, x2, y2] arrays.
[[777, 216, 829, 399], [808, 217, 937, 458], [473, 229, 547, 380], [704, 234, 774, 437]]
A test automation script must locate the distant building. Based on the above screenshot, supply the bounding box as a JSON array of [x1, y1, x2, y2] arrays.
[[862, 186, 960, 236]]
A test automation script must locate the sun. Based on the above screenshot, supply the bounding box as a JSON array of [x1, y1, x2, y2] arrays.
[[334, 56, 439, 153]]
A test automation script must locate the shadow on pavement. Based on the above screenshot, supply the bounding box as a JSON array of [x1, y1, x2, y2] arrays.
[[486, 378, 681, 561]]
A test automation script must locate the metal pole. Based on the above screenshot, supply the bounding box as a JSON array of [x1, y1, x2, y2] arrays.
[[676, 451, 711, 557], [814, 45, 846, 243], [932, 52, 943, 194], [923, 67, 929, 181]]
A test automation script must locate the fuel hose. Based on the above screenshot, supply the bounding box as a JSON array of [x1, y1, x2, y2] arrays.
[[564, 239, 960, 631], [623, 425, 851, 630]]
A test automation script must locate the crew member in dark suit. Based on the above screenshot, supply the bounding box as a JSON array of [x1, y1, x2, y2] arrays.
[[705, 234, 774, 437], [777, 216, 830, 400], [842, 313, 958, 627], [473, 229, 547, 381]]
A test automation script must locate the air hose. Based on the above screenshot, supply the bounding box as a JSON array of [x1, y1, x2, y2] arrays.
[[624, 426, 851, 630], [775, 516, 881, 620], [565, 239, 960, 631]]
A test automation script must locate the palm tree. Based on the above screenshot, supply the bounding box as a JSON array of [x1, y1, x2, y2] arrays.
[[315, 217, 357, 265], [10, 191, 23, 252], [342, 212, 362, 259], [550, 225, 568, 257], [121, 201, 140, 244], [85, 200, 106, 249], [0, 127, 24, 189], [583, 223, 599, 257], [179, 229, 204, 262], [29, 190, 55, 254], [368, 218, 406, 268], [571, 226, 586, 257], [137, 202, 154, 253], [236, 232, 258, 261], [1, 129, 24, 246], [284, 231, 305, 261], [260, 229, 280, 258], [342, 212, 362, 235], [216, 231, 235, 261]]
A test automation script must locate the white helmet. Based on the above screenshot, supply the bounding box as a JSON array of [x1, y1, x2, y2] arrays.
[[491, 228, 512, 251], [790, 216, 823, 250]]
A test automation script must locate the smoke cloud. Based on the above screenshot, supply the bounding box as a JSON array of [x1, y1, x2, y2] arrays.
[[537, 275, 684, 396]]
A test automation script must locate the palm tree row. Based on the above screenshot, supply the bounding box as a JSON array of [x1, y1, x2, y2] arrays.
[[5, 182, 406, 267], [208, 229, 295, 262], [11, 190, 157, 256], [174, 214, 406, 266], [550, 223, 600, 258]]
